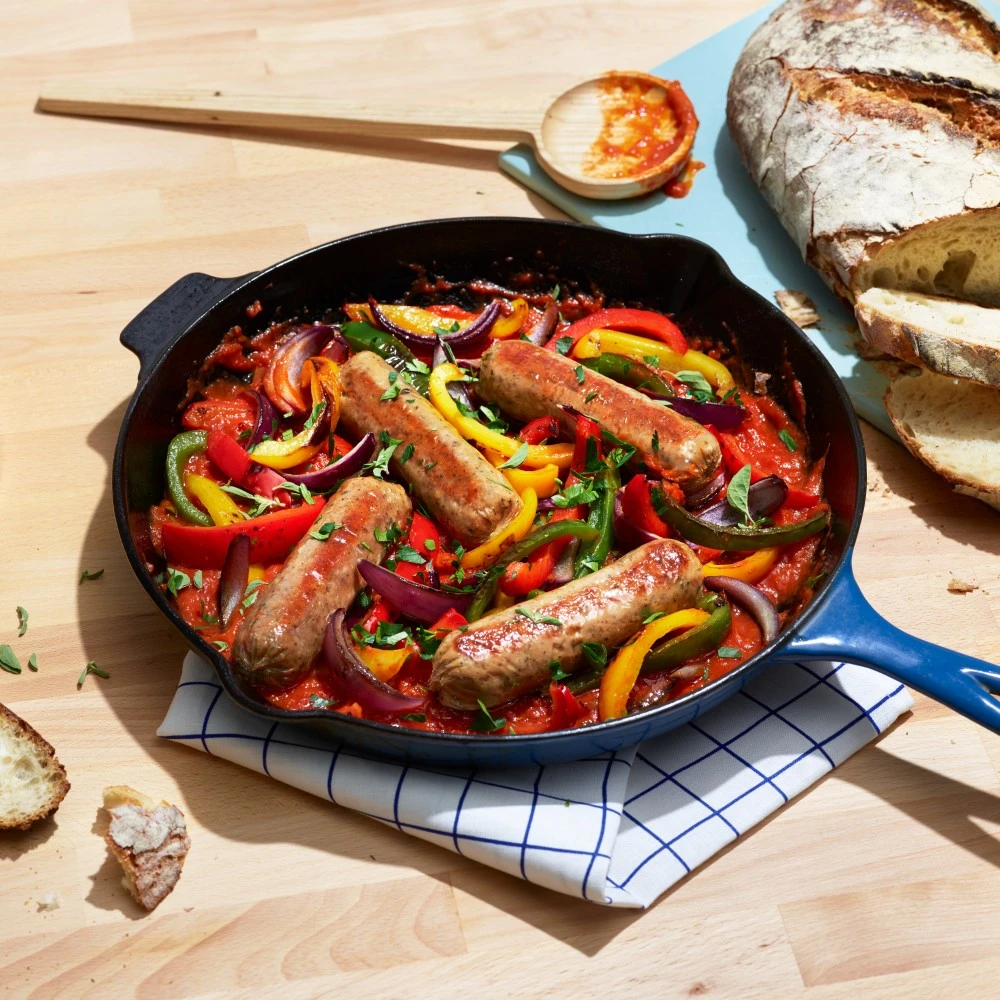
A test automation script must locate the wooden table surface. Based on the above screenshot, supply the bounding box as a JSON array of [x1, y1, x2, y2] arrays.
[[3, 1, 1000, 996]]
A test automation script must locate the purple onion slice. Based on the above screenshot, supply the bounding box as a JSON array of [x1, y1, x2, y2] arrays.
[[703, 576, 779, 644], [367, 296, 501, 350], [358, 559, 472, 624]]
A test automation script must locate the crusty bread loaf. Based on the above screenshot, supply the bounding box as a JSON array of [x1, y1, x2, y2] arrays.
[[885, 370, 1000, 509], [856, 288, 1000, 385], [727, 0, 1000, 307], [0, 703, 69, 830], [103, 785, 190, 911]]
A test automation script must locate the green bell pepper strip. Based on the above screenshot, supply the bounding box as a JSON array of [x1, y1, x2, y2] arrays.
[[166, 430, 212, 527], [466, 520, 599, 621], [581, 354, 675, 396], [567, 593, 731, 694], [652, 486, 830, 551], [341, 321, 430, 396], [573, 466, 620, 579]]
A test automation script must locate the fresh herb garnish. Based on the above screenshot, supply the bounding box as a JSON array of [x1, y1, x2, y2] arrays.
[[241, 578, 265, 610], [779, 429, 798, 452], [470, 699, 506, 733], [720, 386, 744, 406], [0, 645, 21, 674], [303, 402, 324, 430], [220, 483, 276, 517], [805, 572, 827, 590], [582, 642, 608, 669], [499, 442, 531, 470], [555, 336, 574, 356], [575, 365, 586, 384], [424, 538, 436, 551], [642, 611, 666, 624], [585, 390, 599, 403], [310, 693, 335, 709], [403, 713, 427, 723], [360, 540, 373, 552], [651, 430, 660, 455], [726, 464, 754, 526], [309, 521, 343, 542], [674, 370, 716, 403], [213, 640, 229, 651], [278, 481, 315, 505], [380, 370, 402, 402], [375, 621, 410, 647], [606, 445, 636, 468], [394, 545, 426, 565], [192, 570, 203, 590], [643, 354, 660, 368], [551, 284, 561, 299], [552, 481, 599, 508], [27, 653, 38, 672], [717, 646, 743, 659], [365, 433, 403, 479], [15, 606, 28, 637], [399, 443, 415, 463], [549, 659, 570, 682], [374, 523, 403, 545], [79, 568, 104, 584], [77, 661, 109, 688], [432, 321, 462, 336], [166, 567, 191, 597], [516, 608, 563, 626], [405, 358, 431, 375], [281, 428, 294, 441]]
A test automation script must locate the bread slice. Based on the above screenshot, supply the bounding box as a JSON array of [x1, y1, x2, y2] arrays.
[[856, 288, 1000, 386], [103, 785, 190, 911], [884, 370, 1000, 510], [0, 703, 69, 830]]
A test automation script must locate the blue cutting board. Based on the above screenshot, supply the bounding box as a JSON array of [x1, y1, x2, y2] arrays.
[[498, 0, 1000, 437]]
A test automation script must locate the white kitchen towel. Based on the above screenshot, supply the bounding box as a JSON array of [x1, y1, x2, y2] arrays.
[[159, 653, 911, 907]]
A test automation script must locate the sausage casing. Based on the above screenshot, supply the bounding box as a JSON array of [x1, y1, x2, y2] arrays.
[[232, 477, 411, 689], [429, 538, 703, 709], [478, 340, 721, 491], [339, 351, 522, 547]]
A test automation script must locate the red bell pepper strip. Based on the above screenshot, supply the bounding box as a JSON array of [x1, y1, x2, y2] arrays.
[[621, 474, 671, 537], [429, 608, 468, 637], [549, 682, 586, 730], [704, 424, 770, 484], [518, 416, 560, 445], [361, 596, 395, 634], [784, 488, 821, 509], [181, 396, 256, 438], [544, 308, 687, 356], [161, 502, 323, 568], [206, 429, 252, 482], [500, 505, 582, 597], [393, 512, 440, 585], [571, 415, 602, 472]]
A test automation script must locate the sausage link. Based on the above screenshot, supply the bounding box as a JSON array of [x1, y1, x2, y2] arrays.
[[339, 351, 522, 547], [478, 340, 721, 491], [429, 538, 703, 709], [232, 477, 411, 689]]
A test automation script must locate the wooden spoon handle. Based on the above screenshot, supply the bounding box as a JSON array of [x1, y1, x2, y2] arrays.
[[37, 83, 539, 143]]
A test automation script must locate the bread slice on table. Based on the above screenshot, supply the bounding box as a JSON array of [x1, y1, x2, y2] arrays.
[[856, 289, 1000, 386], [103, 785, 191, 911], [0, 703, 69, 830], [885, 370, 1000, 510]]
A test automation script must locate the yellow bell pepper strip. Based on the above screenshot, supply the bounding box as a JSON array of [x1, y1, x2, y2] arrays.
[[598, 608, 711, 721], [429, 363, 573, 470], [490, 298, 529, 339], [308, 356, 341, 433], [358, 643, 411, 682], [701, 547, 780, 584], [248, 442, 322, 470], [344, 302, 469, 338], [184, 473, 246, 526], [572, 329, 735, 394], [461, 487, 539, 571], [484, 448, 560, 498], [248, 565, 267, 583]]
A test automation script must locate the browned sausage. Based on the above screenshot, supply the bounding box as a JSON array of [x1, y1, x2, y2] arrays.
[[232, 477, 411, 689], [339, 351, 522, 547], [429, 539, 703, 709], [477, 340, 721, 491]]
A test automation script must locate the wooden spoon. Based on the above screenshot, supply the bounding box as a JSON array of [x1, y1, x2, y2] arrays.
[[37, 71, 693, 201]]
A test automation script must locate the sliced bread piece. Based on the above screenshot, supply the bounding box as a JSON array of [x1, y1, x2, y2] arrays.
[[103, 785, 190, 911], [0, 703, 70, 830], [857, 288, 1000, 386], [884, 370, 1000, 510]]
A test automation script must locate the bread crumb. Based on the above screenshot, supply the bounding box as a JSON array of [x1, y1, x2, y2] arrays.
[[35, 892, 60, 911], [947, 578, 978, 594], [775, 290, 820, 327]]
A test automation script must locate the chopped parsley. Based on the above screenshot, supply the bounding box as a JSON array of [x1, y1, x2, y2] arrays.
[[555, 336, 574, 356], [77, 661, 109, 688], [241, 578, 265, 611], [309, 521, 343, 542], [433, 321, 462, 336], [220, 483, 276, 517], [717, 647, 743, 659], [643, 354, 660, 368], [403, 713, 427, 723], [549, 659, 570, 682], [0, 645, 21, 674], [405, 358, 431, 376], [79, 568, 104, 584], [575, 365, 586, 384], [552, 481, 599, 508], [278, 481, 315, 505], [582, 642, 608, 669], [374, 523, 403, 545], [642, 611, 667, 624], [393, 545, 426, 565], [380, 370, 402, 401], [166, 567, 191, 597], [674, 370, 716, 403], [309, 693, 335, 709], [15, 606, 28, 637], [375, 621, 410, 647], [499, 442, 530, 470], [303, 402, 324, 430], [651, 430, 660, 455], [399, 443, 415, 463], [779, 429, 798, 452], [585, 390, 599, 403], [424, 538, 436, 551], [516, 608, 563, 626], [27, 653, 38, 672], [365, 432, 403, 479], [470, 699, 506, 733]]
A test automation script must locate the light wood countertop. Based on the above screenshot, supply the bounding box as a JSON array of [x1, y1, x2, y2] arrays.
[[2, 1, 999, 996]]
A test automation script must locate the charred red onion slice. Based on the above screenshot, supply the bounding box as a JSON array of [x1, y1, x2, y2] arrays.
[[526, 302, 558, 346], [322, 609, 425, 714], [686, 469, 726, 508], [280, 433, 377, 489], [432, 339, 475, 410], [641, 393, 746, 429], [703, 576, 779, 644], [266, 325, 339, 414], [358, 559, 472, 624], [547, 538, 580, 586], [367, 296, 501, 350], [247, 389, 279, 449], [613, 488, 663, 548], [696, 475, 788, 526], [219, 534, 251, 628], [322, 327, 349, 363]]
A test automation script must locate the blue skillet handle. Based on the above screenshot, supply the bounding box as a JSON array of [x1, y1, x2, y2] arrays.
[[120, 271, 257, 382], [773, 561, 1000, 733]]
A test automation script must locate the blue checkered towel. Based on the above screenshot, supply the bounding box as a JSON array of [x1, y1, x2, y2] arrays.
[[159, 654, 910, 907]]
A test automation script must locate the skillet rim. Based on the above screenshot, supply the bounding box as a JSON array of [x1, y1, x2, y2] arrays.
[[112, 216, 866, 753]]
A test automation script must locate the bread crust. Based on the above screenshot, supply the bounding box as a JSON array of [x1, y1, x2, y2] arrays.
[[0, 702, 70, 830], [726, 0, 1000, 303]]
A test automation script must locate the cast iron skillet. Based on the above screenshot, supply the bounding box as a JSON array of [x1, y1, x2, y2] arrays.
[[113, 217, 1000, 766]]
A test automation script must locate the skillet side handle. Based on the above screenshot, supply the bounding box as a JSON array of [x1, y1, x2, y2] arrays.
[[773, 564, 1000, 734], [120, 271, 256, 381]]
